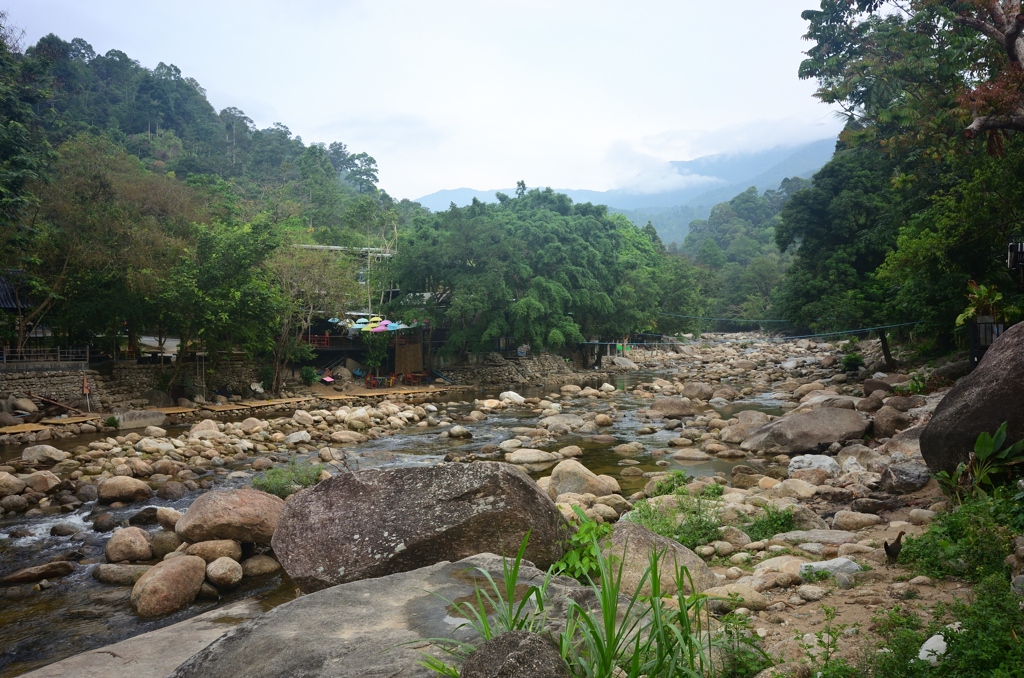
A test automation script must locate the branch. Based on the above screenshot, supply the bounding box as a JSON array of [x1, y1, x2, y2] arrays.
[[963, 114, 1024, 138], [1007, 13, 1024, 62], [953, 14, 1006, 44]]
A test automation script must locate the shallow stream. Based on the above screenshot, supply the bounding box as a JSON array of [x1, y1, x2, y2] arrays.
[[0, 368, 783, 676]]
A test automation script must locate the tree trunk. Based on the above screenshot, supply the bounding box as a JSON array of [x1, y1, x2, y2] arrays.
[[878, 332, 896, 371]]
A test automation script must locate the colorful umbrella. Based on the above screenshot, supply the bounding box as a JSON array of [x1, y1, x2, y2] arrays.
[[370, 316, 383, 322]]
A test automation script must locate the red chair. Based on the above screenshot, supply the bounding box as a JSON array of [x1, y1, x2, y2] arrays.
[[365, 374, 378, 389]]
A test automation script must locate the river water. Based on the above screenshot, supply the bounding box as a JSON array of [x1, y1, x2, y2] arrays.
[[0, 369, 784, 676]]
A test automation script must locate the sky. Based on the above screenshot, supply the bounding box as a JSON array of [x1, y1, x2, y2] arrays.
[[10, 0, 844, 200]]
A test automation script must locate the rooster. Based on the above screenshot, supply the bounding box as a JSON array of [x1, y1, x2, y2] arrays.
[[884, 531, 906, 566]]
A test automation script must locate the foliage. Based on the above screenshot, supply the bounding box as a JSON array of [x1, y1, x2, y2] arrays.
[[891, 373, 952, 397], [798, 606, 860, 678], [361, 331, 391, 375], [649, 470, 691, 497], [841, 353, 865, 372], [742, 504, 797, 543], [621, 493, 721, 552], [251, 459, 323, 499], [553, 505, 614, 582], [900, 499, 1012, 581], [104, 416, 119, 429], [934, 422, 1024, 503], [299, 366, 317, 386], [955, 280, 1017, 326]]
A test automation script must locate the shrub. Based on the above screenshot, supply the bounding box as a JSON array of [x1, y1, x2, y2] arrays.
[[300, 366, 317, 386], [622, 493, 721, 551], [252, 459, 324, 499], [553, 505, 614, 582], [104, 415, 120, 429], [650, 470, 691, 497], [841, 353, 865, 372], [259, 364, 274, 389], [900, 499, 1012, 581], [743, 504, 796, 542]]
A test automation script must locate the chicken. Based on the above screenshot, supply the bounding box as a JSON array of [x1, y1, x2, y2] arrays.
[[884, 531, 906, 566]]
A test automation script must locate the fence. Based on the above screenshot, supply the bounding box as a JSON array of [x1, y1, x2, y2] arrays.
[[2, 346, 89, 363]]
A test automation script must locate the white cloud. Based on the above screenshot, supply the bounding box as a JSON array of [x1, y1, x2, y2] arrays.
[[603, 141, 723, 194], [636, 117, 846, 162]]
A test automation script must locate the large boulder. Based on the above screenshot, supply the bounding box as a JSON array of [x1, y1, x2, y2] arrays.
[[105, 526, 153, 562], [1, 561, 74, 584], [272, 463, 569, 593], [21, 444, 71, 464], [681, 383, 716, 400], [115, 410, 169, 431], [166, 554, 595, 678], [601, 522, 715, 596], [921, 323, 1024, 475], [548, 459, 621, 499], [740, 409, 870, 454], [98, 476, 154, 504], [649, 397, 694, 419], [873, 405, 910, 439], [175, 488, 285, 545], [0, 471, 27, 498], [880, 461, 932, 494], [131, 556, 207, 618]]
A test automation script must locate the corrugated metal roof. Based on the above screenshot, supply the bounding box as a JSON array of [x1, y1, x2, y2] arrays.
[[0, 271, 30, 312]]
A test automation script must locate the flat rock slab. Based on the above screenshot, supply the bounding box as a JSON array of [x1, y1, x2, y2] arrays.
[[21, 599, 262, 678], [168, 554, 594, 678]]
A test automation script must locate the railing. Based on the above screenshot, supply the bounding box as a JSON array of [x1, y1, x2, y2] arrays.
[[305, 335, 345, 349], [2, 346, 89, 363]]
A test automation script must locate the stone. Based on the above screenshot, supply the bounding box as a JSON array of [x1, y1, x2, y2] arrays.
[[886, 426, 924, 458], [548, 459, 620, 499], [797, 584, 826, 601], [166, 554, 593, 678], [98, 476, 154, 504], [0, 471, 27, 497], [21, 444, 71, 464], [880, 461, 932, 494], [1, 561, 74, 584], [158, 480, 188, 501], [873, 405, 910, 439], [769, 478, 817, 499], [613, 442, 644, 456], [461, 631, 571, 678], [500, 391, 526, 405], [831, 511, 883, 530], [131, 555, 207, 618], [862, 379, 893, 396], [612, 356, 638, 369], [175, 488, 285, 545], [92, 563, 152, 586], [206, 557, 243, 589], [183, 539, 242, 563], [740, 409, 870, 454], [240, 555, 281, 577], [76, 483, 98, 502], [144, 425, 168, 438], [682, 382, 715, 400], [704, 584, 768, 612], [105, 526, 153, 562], [282, 431, 311, 444], [448, 425, 473, 439], [272, 462, 569, 593], [23, 470, 60, 493], [774, 530, 859, 546], [799, 558, 862, 579], [506, 449, 559, 464], [152, 531, 183, 559], [157, 507, 182, 532], [12, 397, 38, 413], [649, 397, 694, 419], [601, 522, 715, 596], [788, 454, 840, 477], [292, 410, 315, 426], [557, 445, 583, 458], [115, 410, 170, 431], [920, 324, 1024, 474], [909, 508, 937, 525]]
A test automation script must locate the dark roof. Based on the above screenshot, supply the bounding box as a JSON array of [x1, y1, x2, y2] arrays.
[[0, 272, 31, 312]]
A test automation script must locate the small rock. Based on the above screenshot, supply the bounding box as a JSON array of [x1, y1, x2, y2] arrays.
[[206, 557, 243, 589]]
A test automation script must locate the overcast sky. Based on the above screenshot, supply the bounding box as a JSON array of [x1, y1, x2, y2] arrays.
[[10, 0, 842, 200]]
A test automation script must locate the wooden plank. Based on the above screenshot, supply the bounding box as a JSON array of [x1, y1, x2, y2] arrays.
[[0, 423, 50, 434], [199, 404, 250, 412], [145, 407, 197, 414], [39, 415, 101, 425]]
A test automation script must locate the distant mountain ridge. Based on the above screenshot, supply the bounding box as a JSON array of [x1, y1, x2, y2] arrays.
[[412, 137, 837, 214]]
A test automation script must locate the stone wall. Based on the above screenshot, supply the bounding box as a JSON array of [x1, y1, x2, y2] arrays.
[[1, 361, 263, 412], [438, 353, 580, 387]]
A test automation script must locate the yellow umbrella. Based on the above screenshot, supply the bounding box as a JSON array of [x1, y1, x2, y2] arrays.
[[369, 316, 383, 322]]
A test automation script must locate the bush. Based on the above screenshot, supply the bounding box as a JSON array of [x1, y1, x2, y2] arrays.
[[252, 459, 324, 499], [300, 366, 317, 386], [649, 470, 691, 497], [104, 415, 120, 429], [622, 493, 721, 551], [901, 499, 1012, 581], [743, 504, 796, 542], [842, 353, 865, 372], [553, 505, 614, 582], [259, 364, 274, 390]]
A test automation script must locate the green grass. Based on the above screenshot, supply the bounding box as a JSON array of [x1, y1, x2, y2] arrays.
[[620, 493, 721, 551], [251, 458, 324, 499], [741, 504, 796, 542], [900, 499, 1011, 581]]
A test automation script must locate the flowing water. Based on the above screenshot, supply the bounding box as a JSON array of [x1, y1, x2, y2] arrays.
[[0, 369, 781, 676]]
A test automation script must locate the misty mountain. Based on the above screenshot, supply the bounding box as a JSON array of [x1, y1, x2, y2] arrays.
[[413, 137, 837, 215]]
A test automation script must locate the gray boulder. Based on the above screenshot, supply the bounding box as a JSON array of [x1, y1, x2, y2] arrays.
[[21, 444, 71, 464], [800, 558, 862, 579], [272, 463, 569, 592], [167, 554, 595, 678], [921, 323, 1024, 475], [880, 461, 932, 494], [601, 522, 715, 596], [612, 356, 639, 370], [873, 406, 910, 439], [740, 409, 870, 454], [649, 397, 694, 419]]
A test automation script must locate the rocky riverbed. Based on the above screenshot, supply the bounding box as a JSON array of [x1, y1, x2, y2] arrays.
[[0, 333, 962, 676]]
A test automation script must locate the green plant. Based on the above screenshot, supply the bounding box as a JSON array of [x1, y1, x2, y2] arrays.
[[955, 280, 1019, 326], [251, 459, 324, 499], [621, 494, 721, 551], [841, 353, 865, 372], [363, 331, 391, 376], [900, 499, 1012, 581], [259, 364, 274, 390], [553, 505, 614, 581], [935, 422, 1024, 502], [798, 606, 861, 678], [743, 504, 796, 542], [299, 365, 317, 386], [104, 416, 120, 429], [650, 470, 691, 497], [701, 482, 725, 498], [154, 372, 172, 392]]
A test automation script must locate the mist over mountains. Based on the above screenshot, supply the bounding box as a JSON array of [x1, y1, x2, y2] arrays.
[[414, 137, 837, 244]]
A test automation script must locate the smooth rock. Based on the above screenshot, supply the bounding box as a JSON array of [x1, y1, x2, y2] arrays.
[[105, 526, 153, 562], [206, 557, 243, 589], [98, 477, 154, 504], [175, 488, 285, 545], [131, 555, 207, 618], [601, 522, 715, 596]]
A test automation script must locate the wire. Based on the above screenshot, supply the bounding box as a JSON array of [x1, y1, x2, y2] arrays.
[[658, 312, 789, 323]]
